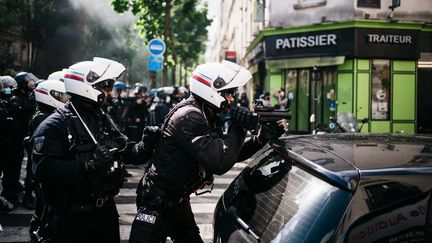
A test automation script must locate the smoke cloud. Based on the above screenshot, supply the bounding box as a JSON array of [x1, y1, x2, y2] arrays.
[[36, 0, 148, 85]]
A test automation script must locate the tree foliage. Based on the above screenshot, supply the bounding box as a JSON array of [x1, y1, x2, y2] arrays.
[[111, 0, 211, 86]]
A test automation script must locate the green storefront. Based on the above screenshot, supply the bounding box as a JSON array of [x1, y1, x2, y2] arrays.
[[247, 20, 432, 134]]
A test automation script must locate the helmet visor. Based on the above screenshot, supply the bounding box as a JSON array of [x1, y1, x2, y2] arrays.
[[92, 79, 115, 92], [219, 88, 237, 99], [25, 73, 39, 90], [50, 90, 68, 103], [213, 61, 251, 91]]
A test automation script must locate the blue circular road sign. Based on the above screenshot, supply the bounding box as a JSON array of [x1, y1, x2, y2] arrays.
[[148, 38, 166, 56]]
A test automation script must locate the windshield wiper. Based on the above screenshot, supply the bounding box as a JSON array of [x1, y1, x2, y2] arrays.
[[227, 206, 260, 241]]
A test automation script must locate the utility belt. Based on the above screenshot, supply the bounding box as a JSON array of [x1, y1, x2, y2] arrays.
[[137, 174, 189, 210], [138, 176, 214, 211]]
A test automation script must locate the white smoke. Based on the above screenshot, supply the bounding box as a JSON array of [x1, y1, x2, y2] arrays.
[[68, 0, 137, 29]]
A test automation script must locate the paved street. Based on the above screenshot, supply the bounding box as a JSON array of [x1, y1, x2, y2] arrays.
[[0, 159, 246, 243]]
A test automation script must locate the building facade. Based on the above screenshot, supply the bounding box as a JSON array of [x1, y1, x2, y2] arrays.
[[209, 0, 432, 134], [0, 30, 30, 76]]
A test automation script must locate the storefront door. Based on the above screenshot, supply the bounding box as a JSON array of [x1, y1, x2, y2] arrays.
[[285, 68, 336, 133]]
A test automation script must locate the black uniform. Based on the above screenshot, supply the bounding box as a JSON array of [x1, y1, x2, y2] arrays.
[[1, 91, 35, 202], [130, 95, 266, 243], [147, 99, 169, 127], [128, 96, 149, 142], [0, 98, 15, 184], [25, 104, 57, 214], [31, 102, 127, 243]]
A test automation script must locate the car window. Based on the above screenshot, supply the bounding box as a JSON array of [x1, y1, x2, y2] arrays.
[[223, 151, 352, 242], [342, 180, 432, 243]]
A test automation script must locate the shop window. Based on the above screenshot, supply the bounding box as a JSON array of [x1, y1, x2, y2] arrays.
[[357, 0, 380, 8], [371, 59, 390, 120]]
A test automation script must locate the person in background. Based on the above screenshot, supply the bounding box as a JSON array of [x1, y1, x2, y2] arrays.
[[147, 90, 169, 127], [108, 80, 129, 133], [253, 84, 262, 101], [130, 85, 149, 141], [258, 91, 271, 106], [238, 92, 249, 108], [273, 88, 289, 109], [0, 76, 18, 211], [1, 72, 37, 207]]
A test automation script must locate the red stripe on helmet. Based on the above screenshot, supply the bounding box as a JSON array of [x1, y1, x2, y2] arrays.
[[192, 74, 211, 87], [35, 88, 49, 95], [64, 73, 84, 82]]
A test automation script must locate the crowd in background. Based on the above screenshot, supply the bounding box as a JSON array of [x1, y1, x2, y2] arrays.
[[106, 83, 191, 142]]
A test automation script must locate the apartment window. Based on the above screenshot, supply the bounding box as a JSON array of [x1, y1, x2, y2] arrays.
[[357, 0, 380, 8], [371, 59, 390, 120]]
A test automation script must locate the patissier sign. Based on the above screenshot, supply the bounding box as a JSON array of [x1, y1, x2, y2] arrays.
[[275, 34, 337, 50]]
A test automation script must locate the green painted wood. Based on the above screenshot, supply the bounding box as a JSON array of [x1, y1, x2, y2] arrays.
[[393, 123, 415, 134], [360, 123, 369, 133], [392, 74, 415, 120], [337, 73, 353, 113], [269, 70, 283, 106], [357, 59, 370, 71], [356, 72, 370, 120], [393, 61, 416, 72], [338, 59, 353, 71], [370, 121, 391, 132]]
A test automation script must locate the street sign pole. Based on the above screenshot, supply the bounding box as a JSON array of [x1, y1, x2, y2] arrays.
[[147, 38, 167, 88]]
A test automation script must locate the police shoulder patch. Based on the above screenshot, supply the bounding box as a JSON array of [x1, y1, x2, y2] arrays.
[[33, 136, 45, 152]]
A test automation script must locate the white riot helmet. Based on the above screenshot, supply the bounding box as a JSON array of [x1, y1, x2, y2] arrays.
[[189, 60, 252, 109], [63, 58, 126, 105], [34, 80, 68, 109], [47, 70, 65, 81]]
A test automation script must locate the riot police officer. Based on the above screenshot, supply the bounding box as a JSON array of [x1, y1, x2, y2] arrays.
[[31, 58, 129, 242], [107, 80, 129, 132], [0, 76, 17, 211], [24, 76, 68, 213], [1, 72, 37, 205], [130, 60, 284, 243], [147, 90, 170, 127]]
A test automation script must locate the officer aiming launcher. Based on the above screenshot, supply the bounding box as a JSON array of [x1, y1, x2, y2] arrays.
[[231, 99, 291, 135], [253, 99, 291, 122]]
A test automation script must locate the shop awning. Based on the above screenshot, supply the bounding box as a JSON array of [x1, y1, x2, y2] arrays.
[[265, 56, 345, 69]]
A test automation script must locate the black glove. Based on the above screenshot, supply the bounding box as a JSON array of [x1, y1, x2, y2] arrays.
[[142, 126, 161, 151], [83, 145, 112, 172], [82, 145, 113, 171], [258, 121, 285, 144], [230, 107, 258, 130], [94, 144, 112, 163], [84, 159, 108, 172]]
